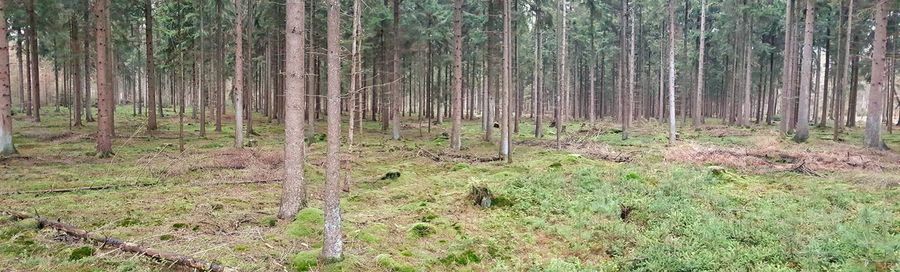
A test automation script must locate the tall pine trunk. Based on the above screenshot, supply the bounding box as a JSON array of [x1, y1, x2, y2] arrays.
[[233, 0, 245, 148], [694, 0, 706, 127], [94, 0, 113, 157], [451, 0, 463, 151], [322, 0, 344, 261], [279, 0, 308, 220], [864, 0, 888, 149], [0, 0, 16, 156], [793, 0, 814, 142], [667, 0, 676, 144]]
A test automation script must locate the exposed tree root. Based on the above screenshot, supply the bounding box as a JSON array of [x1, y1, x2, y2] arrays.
[[1, 210, 237, 272], [416, 146, 502, 163]]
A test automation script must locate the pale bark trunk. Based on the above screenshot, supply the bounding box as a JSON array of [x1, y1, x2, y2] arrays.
[[693, 0, 705, 127], [279, 0, 308, 220], [556, 0, 566, 149], [390, 0, 401, 140], [780, 0, 793, 133], [0, 0, 16, 155], [501, 0, 511, 161], [233, 0, 245, 148], [322, 0, 343, 261], [835, 0, 853, 138], [793, 0, 815, 142], [625, 4, 635, 140], [667, 0, 676, 144], [864, 0, 888, 149]]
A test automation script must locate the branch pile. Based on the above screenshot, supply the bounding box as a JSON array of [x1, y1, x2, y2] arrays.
[[2, 210, 237, 272]]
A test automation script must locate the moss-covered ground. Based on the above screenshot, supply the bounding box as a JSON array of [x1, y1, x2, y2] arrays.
[[1, 106, 898, 271]]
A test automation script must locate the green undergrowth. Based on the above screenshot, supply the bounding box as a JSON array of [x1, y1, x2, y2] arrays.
[[1, 106, 897, 271]]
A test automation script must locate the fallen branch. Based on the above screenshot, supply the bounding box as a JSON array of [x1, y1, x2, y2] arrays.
[[0, 182, 160, 196], [790, 161, 823, 177], [2, 210, 236, 272], [416, 146, 443, 162], [0, 178, 283, 196]]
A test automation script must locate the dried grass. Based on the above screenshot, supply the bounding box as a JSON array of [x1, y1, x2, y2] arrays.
[[666, 140, 900, 175]]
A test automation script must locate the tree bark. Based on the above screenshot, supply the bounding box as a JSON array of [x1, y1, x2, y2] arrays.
[[836, 0, 853, 136], [793, 0, 814, 142], [322, 0, 344, 261], [780, 0, 794, 134], [451, 0, 463, 151], [71, 17, 83, 128], [864, 0, 888, 149], [667, 0, 676, 144], [0, 0, 16, 156], [279, 0, 308, 220], [556, 0, 566, 149], [500, 0, 511, 161], [94, 0, 113, 157], [694, 0, 705, 127], [26, 0, 40, 122], [233, 0, 245, 148], [145, 0, 157, 131], [390, 0, 401, 140]]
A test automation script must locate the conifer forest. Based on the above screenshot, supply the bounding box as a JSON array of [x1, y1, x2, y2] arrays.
[[0, 0, 899, 271]]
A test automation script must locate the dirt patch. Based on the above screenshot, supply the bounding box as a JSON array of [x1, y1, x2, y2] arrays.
[[666, 143, 900, 175], [20, 131, 78, 142], [516, 139, 633, 163], [160, 148, 284, 179]]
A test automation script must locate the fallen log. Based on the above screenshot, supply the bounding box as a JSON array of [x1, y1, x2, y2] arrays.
[[0, 182, 160, 196], [2, 210, 236, 272], [0, 178, 283, 196]]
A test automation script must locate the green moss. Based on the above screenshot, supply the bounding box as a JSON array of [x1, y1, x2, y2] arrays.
[[408, 222, 435, 238], [291, 248, 321, 272], [439, 249, 480, 266], [451, 163, 470, 171], [288, 208, 325, 238], [159, 234, 175, 241], [68, 246, 95, 261], [260, 216, 278, 227], [375, 254, 416, 272]]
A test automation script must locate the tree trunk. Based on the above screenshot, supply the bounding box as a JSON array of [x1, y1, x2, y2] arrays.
[[94, 0, 113, 157], [451, 0, 463, 151], [780, 0, 793, 134], [694, 0, 705, 127], [233, 0, 245, 148], [818, 28, 831, 128], [390, 0, 401, 140], [500, 0, 511, 161], [215, 0, 224, 132], [26, 0, 40, 122], [279, 0, 308, 220], [0, 0, 16, 156], [322, 0, 344, 261], [625, 3, 635, 140], [533, 25, 542, 138], [836, 0, 853, 136], [556, 0, 566, 149], [864, 0, 888, 149], [667, 0, 676, 145], [145, 0, 157, 131], [793, 0, 814, 142], [71, 17, 83, 128]]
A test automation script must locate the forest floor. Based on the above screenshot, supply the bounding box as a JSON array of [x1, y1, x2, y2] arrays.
[[1, 106, 899, 272]]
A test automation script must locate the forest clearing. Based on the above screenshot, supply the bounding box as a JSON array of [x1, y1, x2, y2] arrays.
[[0, 0, 899, 271]]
